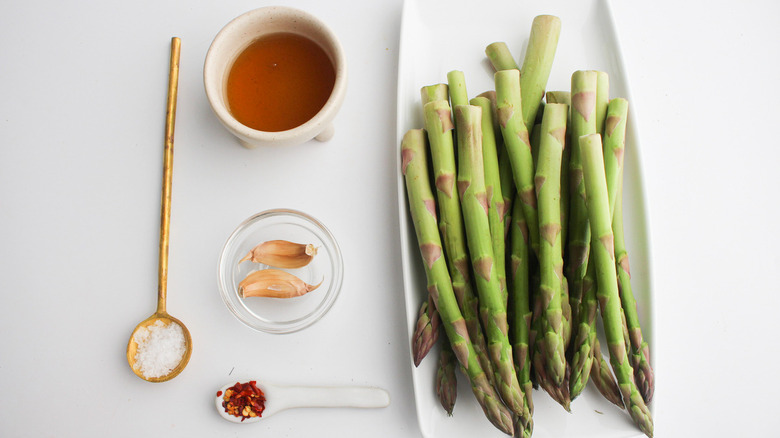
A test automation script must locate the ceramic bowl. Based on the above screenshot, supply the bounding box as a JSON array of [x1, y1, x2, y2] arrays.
[[204, 6, 347, 148]]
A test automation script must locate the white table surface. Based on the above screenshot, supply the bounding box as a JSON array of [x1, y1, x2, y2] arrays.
[[1, 0, 778, 436]]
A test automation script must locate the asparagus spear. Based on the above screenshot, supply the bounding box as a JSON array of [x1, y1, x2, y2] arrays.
[[447, 70, 469, 108], [532, 333, 571, 411], [436, 338, 457, 415], [421, 83, 449, 106], [602, 97, 628, 217], [579, 133, 653, 437], [422, 99, 495, 384], [530, 122, 542, 171], [519, 15, 561, 131], [588, 72, 609, 315], [594, 71, 609, 136], [485, 42, 519, 71], [534, 103, 568, 386], [561, 276, 572, 349], [487, 13, 561, 131], [545, 90, 572, 261], [402, 129, 514, 435], [410, 84, 451, 368], [478, 90, 515, 238], [410, 84, 453, 367], [602, 97, 654, 403], [454, 105, 527, 424], [569, 255, 597, 399], [566, 71, 598, 331], [586, 68, 609, 304], [614, 174, 655, 404], [411, 295, 440, 366], [545, 91, 571, 105], [589, 335, 624, 409], [509, 192, 534, 429], [471, 95, 508, 300], [499, 149, 515, 238], [568, 78, 613, 397], [523, 107, 571, 411], [495, 69, 540, 258]]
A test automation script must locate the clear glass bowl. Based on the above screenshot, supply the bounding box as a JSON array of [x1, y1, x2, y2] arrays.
[[218, 209, 343, 334]]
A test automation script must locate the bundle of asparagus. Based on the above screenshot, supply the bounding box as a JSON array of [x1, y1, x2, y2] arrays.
[[403, 14, 654, 438]]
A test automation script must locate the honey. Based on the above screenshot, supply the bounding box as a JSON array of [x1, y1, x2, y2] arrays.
[[226, 32, 336, 132]]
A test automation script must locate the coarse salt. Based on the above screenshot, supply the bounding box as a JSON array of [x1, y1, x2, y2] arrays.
[[133, 320, 186, 379]]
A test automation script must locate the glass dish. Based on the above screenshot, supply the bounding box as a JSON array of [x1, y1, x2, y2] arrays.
[[218, 209, 343, 334]]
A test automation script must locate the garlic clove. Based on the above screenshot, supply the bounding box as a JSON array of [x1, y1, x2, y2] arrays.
[[239, 240, 318, 269], [239, 269, 323, 299]]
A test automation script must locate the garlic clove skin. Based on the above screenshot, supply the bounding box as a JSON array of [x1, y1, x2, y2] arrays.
[[239, 240, 318, 269], [239, 269, 323, 299]]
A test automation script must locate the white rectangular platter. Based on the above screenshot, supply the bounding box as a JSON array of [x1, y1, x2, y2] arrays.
[[394, 0, 654, 437]]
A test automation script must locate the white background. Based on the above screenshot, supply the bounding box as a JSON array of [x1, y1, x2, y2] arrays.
[[1, 0, 778, 437]]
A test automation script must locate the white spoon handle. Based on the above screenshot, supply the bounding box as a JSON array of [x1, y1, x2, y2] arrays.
[[274, 385, 390, 411]]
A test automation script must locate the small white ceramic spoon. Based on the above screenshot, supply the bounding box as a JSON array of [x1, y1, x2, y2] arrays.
[[215, 381, 391, 423]]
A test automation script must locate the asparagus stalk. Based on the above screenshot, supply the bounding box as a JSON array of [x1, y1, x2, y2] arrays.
[[602, 97, 654, 403], [487, 14, 562, 132], [436, 338, 457, 415], [579, 133, 653, 437], [561, 276, 572, 348], [499, 149, 515, 238], [569, 255, 597, 399], [530, 122, 542, 171], [402, 129, 514, 435], [589, 335, 624, 409], [566, 71, 598, 331], [421, 83, 449, 106], [478, 91, 501, 135], [603, 97, 628, 218], [594, 71, 609, 136], [545, 90, 572, 256], [614, 173, 655, 404], [420, 98, 462, 299], [471, 95, 508, 300], [568, 78, 613, 396], [447, 70, 469, 108], [519, 15, 561, 131], [580, 69, 609, 317], [545, 91, 571, 105], [534, 103, 568, 386], [422, 99, 495, 385], [485, 42, 519, 71], [454, 105, 527, 424], [478, 90, 516, 238], [509, 192, 534, 428], [411, 295, 440, 366], [495, 69, 540, 257], [411, 83, 452, 368], [410, 84, 451, 368], [532, 335, 571, 411]]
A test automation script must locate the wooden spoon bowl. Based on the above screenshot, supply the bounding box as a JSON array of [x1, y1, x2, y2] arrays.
[[127, 312, 192, 382]]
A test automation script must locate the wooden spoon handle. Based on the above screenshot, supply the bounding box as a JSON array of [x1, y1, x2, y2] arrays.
[[157, 37, 180, 314]]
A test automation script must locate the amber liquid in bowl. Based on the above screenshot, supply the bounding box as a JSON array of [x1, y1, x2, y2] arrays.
[[226, 33, 336, 132]]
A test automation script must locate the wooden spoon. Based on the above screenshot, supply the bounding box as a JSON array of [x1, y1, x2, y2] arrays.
[[126, 37, 192, 382]]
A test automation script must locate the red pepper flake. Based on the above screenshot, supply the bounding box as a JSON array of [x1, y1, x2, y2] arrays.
[[216, 390, 223, 397], [220, 380, 266, 421]]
